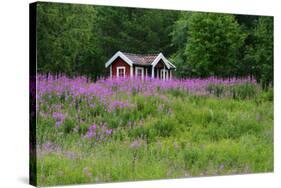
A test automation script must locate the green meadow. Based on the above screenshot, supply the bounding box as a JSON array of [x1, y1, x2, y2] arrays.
[[36, 86, 273, 186]]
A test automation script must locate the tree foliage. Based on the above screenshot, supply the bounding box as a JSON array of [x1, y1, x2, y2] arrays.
[[172, 13, 247, 78], [244, 17, 273, 88], [171, 12, 273, 86], [36, 2, 273, 86], [94, 7, 179, 62], [37, 3, 101, 78], [36, 3, 179, 79]]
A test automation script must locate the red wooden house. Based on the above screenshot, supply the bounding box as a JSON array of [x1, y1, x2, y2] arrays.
[[105, 51, 176, 80]]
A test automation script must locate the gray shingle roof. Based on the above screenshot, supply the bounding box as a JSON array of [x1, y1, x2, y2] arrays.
[[122, 52, 158, 66]]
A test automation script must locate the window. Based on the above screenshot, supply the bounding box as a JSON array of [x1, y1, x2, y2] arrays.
[[135, 67, 144, 79], [117, 67, 126, 78]]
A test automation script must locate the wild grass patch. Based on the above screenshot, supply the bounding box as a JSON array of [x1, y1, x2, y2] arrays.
[[36, 76, 273, 186]]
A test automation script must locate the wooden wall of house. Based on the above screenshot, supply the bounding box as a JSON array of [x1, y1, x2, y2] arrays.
[[111, 57, 131, 77]]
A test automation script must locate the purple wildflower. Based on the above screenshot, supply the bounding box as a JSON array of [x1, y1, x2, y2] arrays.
[[64, 151, 78, 160], [83, 167, 92, 177], [168, 108, 173, 114], [41, 141, 61, 154], [106, 129, 112, 135], [89, 103, 96, 108], [52, 112, 65, 127], [84, 123, 112, 143], [55, 121, 62, 127], [130, 139, 141, 149], [158, 104, 164, 111]]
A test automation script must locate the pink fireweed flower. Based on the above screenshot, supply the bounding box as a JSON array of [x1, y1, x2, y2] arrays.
[[36, 74, 259, 138], [89, 103, 96, 108], [37, 74, 257, 102], [64, 151, 78, 160], [158, 104, 164, 111], [83, 167, 92, 177], [84, 123, 112, 143], [52, 112, 65, 120], [55, 121, 62, 127], [168, 108, 173, 114], [105, 129, 113, 135], [159, 95, 168, 101], [107, 100, 130, 112], [130, 139, 141, 149], [89, 124, 97, 130], [42, 141, 61, 154], [52, 112, 65, 128], [84, 124, 97, 139]]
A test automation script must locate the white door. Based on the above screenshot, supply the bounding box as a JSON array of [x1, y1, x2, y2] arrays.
[[117, 66, 126, 78], [135, 67, 144, 80]]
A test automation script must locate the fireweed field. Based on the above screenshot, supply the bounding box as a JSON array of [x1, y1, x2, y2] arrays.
[[34, 75, 273, 186]]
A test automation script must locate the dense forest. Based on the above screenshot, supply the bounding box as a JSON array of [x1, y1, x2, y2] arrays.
[[36, 3, 273, 87]]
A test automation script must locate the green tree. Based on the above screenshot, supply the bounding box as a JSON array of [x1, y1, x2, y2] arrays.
[[37, 3, 102, 79], [36, 2, 273, 85], [185, 13, 247, 78], [252, 17, 273, 87], [36, 3, 179, 79], [170, 13, 191, 77], [95, 7, 179, 61]]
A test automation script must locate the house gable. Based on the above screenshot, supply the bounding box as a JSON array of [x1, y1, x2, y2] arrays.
[[155, 59, 167, 69], [151, 53, 175, 69], [111, 57, 131, 78], [105, 51, 133, 68]]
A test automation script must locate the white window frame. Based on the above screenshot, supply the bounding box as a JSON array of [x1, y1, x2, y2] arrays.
[[135, 67, 144, 80], [117, 66, 126, 78]]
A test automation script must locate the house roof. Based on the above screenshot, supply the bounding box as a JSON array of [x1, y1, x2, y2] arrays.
[[121, 52, 158, 66], [105, 51, 176, 69]]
